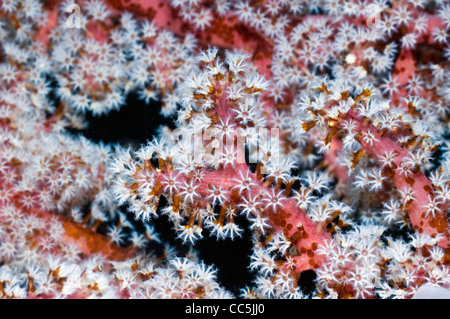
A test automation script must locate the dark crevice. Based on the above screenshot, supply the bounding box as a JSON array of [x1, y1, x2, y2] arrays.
[[69, 92, 176, 148], [194, 213, 255, 298], [297, 270, 317, 296], [140, 196, 255, 298]]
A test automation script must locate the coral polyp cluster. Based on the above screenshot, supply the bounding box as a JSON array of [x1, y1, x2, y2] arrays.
[[0, 0, 449, 299]]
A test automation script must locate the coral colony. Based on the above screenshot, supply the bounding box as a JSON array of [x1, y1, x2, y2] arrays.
[[0, 0, 449, 300]]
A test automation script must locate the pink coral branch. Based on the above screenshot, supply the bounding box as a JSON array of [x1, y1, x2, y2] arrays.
[[343, 110, 450, 248]]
